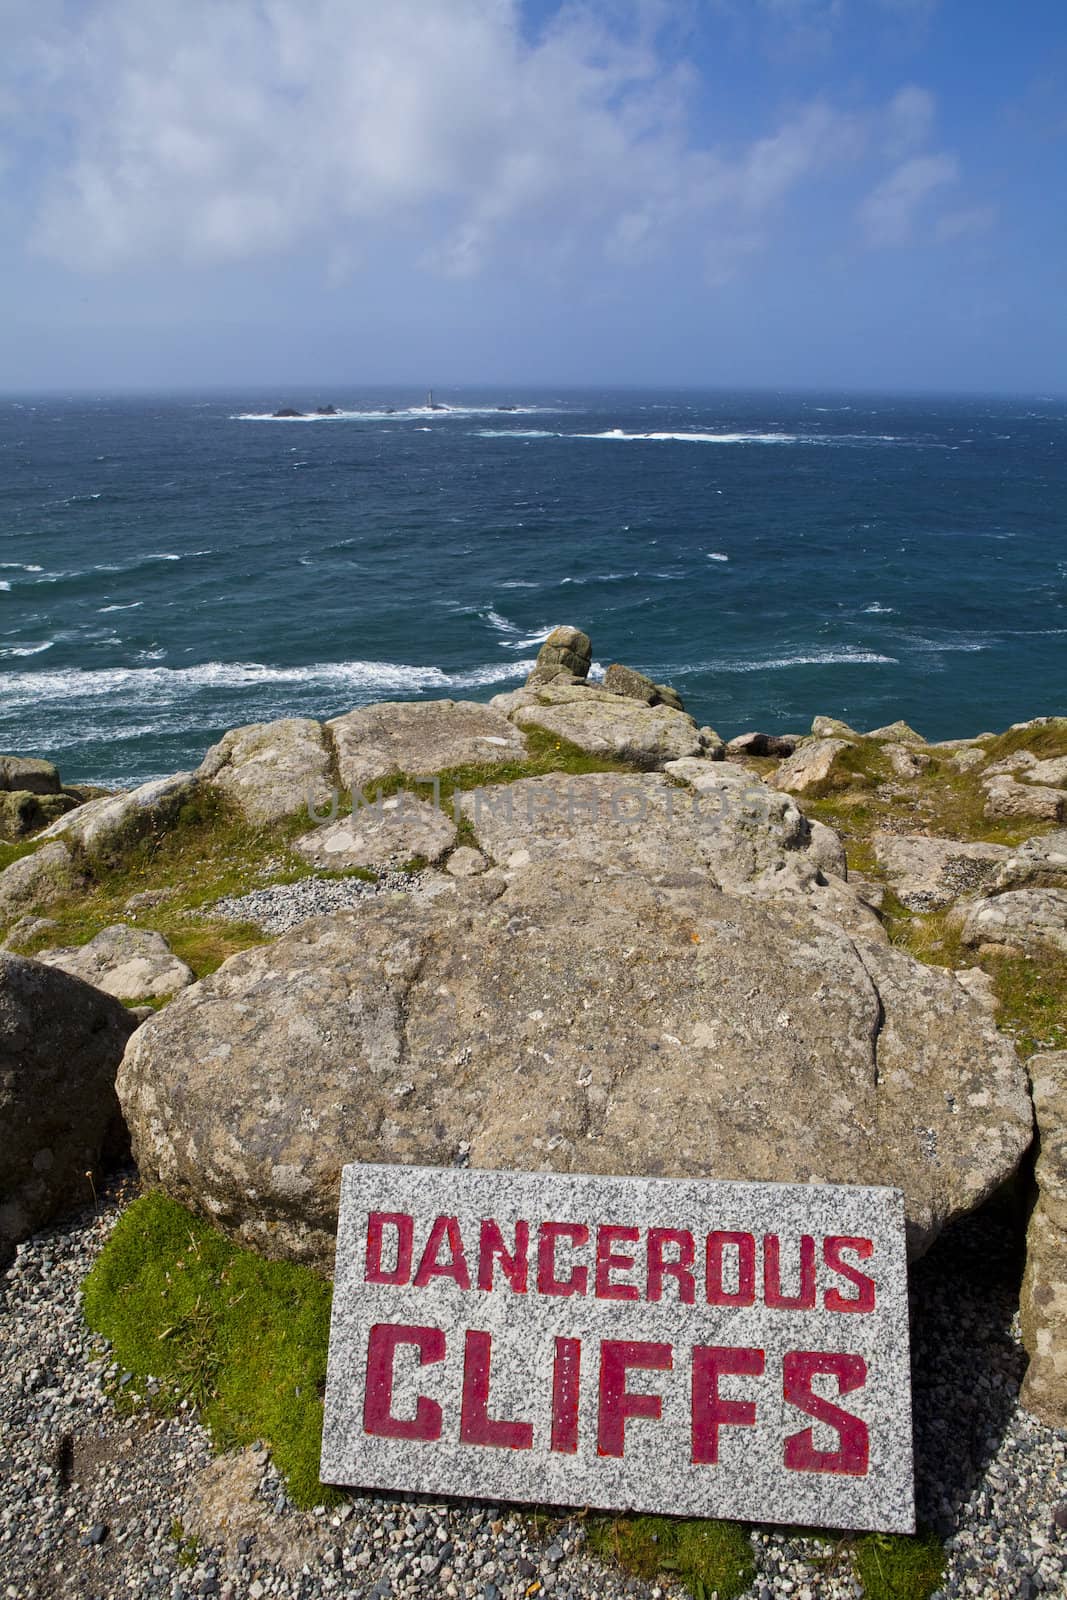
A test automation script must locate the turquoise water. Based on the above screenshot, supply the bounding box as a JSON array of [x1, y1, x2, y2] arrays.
[[0, 388, 1064, 785]]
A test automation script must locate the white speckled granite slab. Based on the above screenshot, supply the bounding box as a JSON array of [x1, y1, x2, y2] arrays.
[[321, 1165, 914, 1532]]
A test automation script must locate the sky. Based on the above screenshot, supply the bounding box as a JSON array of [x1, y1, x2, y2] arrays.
[[1, 0, 1065, 394]]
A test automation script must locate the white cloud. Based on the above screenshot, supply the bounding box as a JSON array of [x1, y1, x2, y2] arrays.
[[858, 152, 958, 246], [2, 0, 865, 280], [884, 85, 936, 156], [934, 205, 996, 243]]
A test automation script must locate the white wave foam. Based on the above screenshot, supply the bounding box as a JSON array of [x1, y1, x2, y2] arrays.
[[472, 429, 558, 439], [234, 405, 560, 423], [0, 581, 9, 591], [706, 552, 729, 562], [0, 641, 54, 658], [863, 603, 896, 614], [0, 657, 536, 711], [576, 429, 800, 444], [672, 649, 897, 676], [499, 580, 540, 589], [0, 563, 44, 572], [559, 572, 633, 585], [99, 602, 144, 612]]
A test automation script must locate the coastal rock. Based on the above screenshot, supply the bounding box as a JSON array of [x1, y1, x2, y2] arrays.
[[0, 755, 63, 795], [952, 888, 1067, 958], [118, 866, 1032, 1270], [811, 715, 860, 739], [993, 831, 1067, 892], [1020, 1052, 1067, 1429], [293, 795, 456, 871], [725, 732, 797, 758], [954, 967, 999, 1015], [983, 776, 1067, 823], [872, 832, 1012, 912], [949, 747, 988, 773], [0, 789, 78, 840], [40, 772, 199, 865], [446, 845, 488, 877], [0, 953, 138, 1266], [866, 720, 926, 744], [1023, 755, 1067, 788], [697, 726, 727, 758], [0, 842, 85, 927], [1, 915, 59, 952], [807, 818, 848, 879], [198, 718, 333, 823], [771, 738, 854, 795], [525, 625, 592, 686], [886, 743, 932, 779], [36, 925, 194, 1001], [601, 662, 685, 713], [512, 695, 707, 769], [327, 700, 526, 794]]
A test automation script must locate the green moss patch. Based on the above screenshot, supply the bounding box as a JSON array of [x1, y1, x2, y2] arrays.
[[854, 1529, 946, 1600], [82, 1191, 336, 1508], [587, 1513, 754, 1599]]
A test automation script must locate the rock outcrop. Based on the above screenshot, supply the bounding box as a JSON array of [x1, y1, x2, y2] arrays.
[[952, 889, 1067, 958], [0, 789, 78, 840], [1, 953, 138, 1266], [983, 776, 1067, 823], [327, 701, 526, 794], [993, 831, 1067, 892], [40, 773, 198, 865], [510, 686, 710, 769], [0, 842, 85, 930], [36, 925, 194, 1001], [293, 796, 456, 871], [1020, 1052, 1067, 1428], [198, 718, 333, 823], [772, 738, 854, 795], [118, 865, 1032, 1271], [873, 833, 1011, 912], [0, 755, 64, 795], [525, 625, 592, 686], [601, 663, 685, 712]]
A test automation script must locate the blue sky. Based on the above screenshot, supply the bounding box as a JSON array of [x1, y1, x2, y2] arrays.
[[1, 0, 1064, 392]]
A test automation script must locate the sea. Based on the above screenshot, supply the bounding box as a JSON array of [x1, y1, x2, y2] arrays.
[[1, 389, 1064, 788]]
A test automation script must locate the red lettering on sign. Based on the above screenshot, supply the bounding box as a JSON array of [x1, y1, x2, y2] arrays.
[[550, 1336, 582, 1455], [705, 1231, 756, 1307], [823, 1237, 876, 1313], [646, 1228, 696, 1304], [363, 1323, 444, 1441], [595, 1224, 641, 1301], [691, 1345, 765, 1465], [764, 1234, 817, 1310], [413, 1215, 472, 1290], [537, 1222, 590, 1296], [459, 1330, 534, 1451], [783, 1351, 870, 1476], [477, 1219, 529, 1294], [597, 1339, 673, 1458], [364, 1212, 414, 1285]]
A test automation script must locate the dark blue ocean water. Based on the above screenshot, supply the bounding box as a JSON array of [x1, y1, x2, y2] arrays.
[[1, 389, 1064, 787]]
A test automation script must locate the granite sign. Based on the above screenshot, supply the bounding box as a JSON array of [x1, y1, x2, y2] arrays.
[[320, 1165, 914, 1533]]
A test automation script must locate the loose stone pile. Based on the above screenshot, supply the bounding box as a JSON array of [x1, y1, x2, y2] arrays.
[[1, 1177, 1064, 1600]]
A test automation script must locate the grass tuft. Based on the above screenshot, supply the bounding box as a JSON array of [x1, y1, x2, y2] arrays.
[[587, 1514, 754, 1599], [854, 1529, 946, 1600], [82, 1191, 337, 1508]]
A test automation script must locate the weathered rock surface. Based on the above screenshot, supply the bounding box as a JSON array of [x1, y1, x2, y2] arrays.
[[327, 701, 526, 794], [949, 747, 988, 773], [293, 796, 456, 871], [953, 889, 1067, 957], [806, 818, 848, 879], [983, 776, 1067, 823], [119, 865, 1032, 1270], [40, 772, 199, 864], [872, 832, 1012, 912], [198, 718, 333, 823], [771, 738, 854, 795], [1, 953, 138, 1265], [0, 789, 78, 840], [36, 925, 194, 1000], [1023, 755, 1067, 788], [0, 842, 84, 928], [446, 845, 488, 877], [512, 693, 708, 769], [1, 915, 58, 952], [886, 743, 932, 779], [0, 755, 63, 795], [866, 721, 926, 744], [811, 715, 860, 739], [1020, 1052, 1067, 1428], [525, 625, 592, 685], [600, 662, 685, 712], [993, 831, 1067, 892]]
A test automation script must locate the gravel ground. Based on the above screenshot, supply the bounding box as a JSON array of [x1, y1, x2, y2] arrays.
[[211, 875, 411, 936], [1, 1177, 1064, 1600]]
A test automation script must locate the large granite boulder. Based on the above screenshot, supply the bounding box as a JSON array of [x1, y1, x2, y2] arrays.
[[293, 796, 456, 871], [0, 755, 63, 795], [40, 772, 199, 865], [952, 889, 1067, 957], [118, 863, 1032, 1272], [511, 691, 709, 769], [0, 789, 77, 840], [327, 701, 526, 794], [872, 833, 1011, 912], [771, 738, 854, 795], [993, 831, 1067, 892], [983, 776, 1066, 823], [601, 663, 684, 712], [1, 953, 138, 1266], [0, 842, 85, 930], [526, 625, 592, 686], [198, 718, 333, 823], [36, 925, 194, 1001], [1023, 755, 1067, 788], [1020, 1052, 1067, 1428]]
